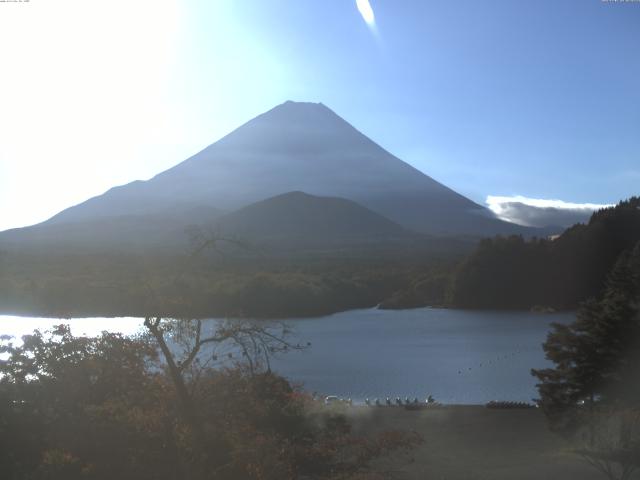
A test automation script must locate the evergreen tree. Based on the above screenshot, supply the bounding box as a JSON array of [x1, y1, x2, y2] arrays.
[[532, 241, 640, 432], [453, 197, 640, 310]]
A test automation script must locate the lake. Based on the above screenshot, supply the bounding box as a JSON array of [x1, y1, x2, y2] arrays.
[[0, 307, 572, 404]]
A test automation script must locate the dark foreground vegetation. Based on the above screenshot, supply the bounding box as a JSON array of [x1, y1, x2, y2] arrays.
[[531, 236, 640, 480], [0, 321, 421, 480]]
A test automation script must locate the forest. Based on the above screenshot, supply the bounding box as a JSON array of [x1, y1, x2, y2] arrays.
[[0, 240, 464, 319], [531, 233, 640, 480], [2, 198, 640, 319], [451, 197, 640, 310]]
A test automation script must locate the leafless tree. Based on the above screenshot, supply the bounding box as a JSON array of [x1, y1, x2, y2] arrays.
[[143, 316, 306, 476], [141, 229, 307, 466]]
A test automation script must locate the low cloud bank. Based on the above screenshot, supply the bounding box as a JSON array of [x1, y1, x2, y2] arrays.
[[486, 195, 613, 228]]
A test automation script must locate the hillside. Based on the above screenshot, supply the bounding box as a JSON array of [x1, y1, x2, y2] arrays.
[[215, 191, 411, 247], [0, 206, 221, 253], [450, 197, 640, 310]]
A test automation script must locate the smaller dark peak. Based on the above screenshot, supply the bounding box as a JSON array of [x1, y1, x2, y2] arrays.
[[273, 190, 314, 199], [256, 191, 324, 206]]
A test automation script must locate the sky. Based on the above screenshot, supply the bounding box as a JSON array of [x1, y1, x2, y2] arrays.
[[1, 0, 639, 231]]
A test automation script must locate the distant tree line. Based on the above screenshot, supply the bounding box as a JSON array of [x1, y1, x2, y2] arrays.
[[451, 197, 640, 310], [0, 249, 461, 319]]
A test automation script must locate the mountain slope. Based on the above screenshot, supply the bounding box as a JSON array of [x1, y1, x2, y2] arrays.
[[41, 101, 529, 236], [0, 206, 221, 252]]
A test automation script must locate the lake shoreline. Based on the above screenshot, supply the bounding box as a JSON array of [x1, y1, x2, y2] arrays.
[[1, 308, 574, 405], [0, 304, 572, 322]]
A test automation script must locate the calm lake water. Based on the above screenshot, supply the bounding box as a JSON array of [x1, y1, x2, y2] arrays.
[[0, 308, 573, 404]]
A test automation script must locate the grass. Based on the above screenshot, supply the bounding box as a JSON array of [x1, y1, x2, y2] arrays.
[[346, 405, 608, 480]]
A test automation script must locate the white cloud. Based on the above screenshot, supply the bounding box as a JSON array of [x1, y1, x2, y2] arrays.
[[486, 195, 613, 228]]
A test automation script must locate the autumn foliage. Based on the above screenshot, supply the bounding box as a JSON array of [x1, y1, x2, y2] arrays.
[[0, 326, 420, 480]]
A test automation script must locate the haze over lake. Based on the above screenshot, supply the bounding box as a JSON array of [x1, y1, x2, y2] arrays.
[[1, 308, 572, 404]]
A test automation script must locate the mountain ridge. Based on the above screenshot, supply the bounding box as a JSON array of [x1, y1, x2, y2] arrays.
[[39, 101, 522, 235], [3, 101, 545, 251]]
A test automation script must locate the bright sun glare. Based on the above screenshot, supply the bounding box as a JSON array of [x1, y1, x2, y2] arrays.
[[356, 0, 375, 26], [0, 0, 181, 231]]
